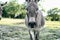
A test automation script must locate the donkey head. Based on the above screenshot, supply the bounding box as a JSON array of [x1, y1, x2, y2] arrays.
[[0, 2, 7, 6], [26, 0, 40, 28]]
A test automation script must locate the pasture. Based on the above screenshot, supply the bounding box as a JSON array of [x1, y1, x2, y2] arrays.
[[0, 18, 60, 40]]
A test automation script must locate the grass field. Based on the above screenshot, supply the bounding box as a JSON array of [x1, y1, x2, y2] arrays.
[[0, 18, 60, 28], [0, 18, 60, 40]]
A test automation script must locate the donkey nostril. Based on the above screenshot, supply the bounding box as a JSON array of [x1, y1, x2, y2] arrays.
[[28, 22, 36, 28], [28, 22, 36, 25]]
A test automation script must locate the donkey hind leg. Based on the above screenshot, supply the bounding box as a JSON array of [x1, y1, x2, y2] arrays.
[[29, 30, 35, 40], [34, 30, 39, 40]]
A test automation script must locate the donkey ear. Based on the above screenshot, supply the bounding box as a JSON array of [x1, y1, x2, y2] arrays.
[[5, 2, 7, 4], [26, 0, 30, 2], [35, 0, 40, 2]]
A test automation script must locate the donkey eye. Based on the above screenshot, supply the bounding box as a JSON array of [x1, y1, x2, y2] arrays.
[[36, 0, 40, 2], [35, 0, 36, 2], [29, 0, 30, 2], [38, 0, 40, 2], [36, 8, 38, 11]]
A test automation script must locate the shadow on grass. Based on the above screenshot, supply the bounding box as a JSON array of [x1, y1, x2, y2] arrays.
[[40, 27, 60, 40], [0, 25, 60, 40]]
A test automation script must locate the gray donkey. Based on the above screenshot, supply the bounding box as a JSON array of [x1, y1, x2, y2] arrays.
[[25, 0, 45, 40], [0, 2, 7, 20], [0, 4, 2, 20]]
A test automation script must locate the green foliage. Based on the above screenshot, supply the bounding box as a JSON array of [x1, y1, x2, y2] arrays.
[[15, 4, 26, 19], [47, 8, 60, 21], [3, 1, 20, 18], [2, 1, 26, 18], [2, 7, 9, 18]]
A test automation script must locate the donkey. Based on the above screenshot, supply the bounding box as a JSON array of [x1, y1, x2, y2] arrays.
[[0, 4, 2, 20], [0, 2, 7, 20], [25, 0, 45, 40]]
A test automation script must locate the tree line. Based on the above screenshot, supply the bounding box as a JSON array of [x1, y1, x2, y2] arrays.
[[2, 1, 26, 19], [1, 0, 60, 21], [46, 8, 60, 21]]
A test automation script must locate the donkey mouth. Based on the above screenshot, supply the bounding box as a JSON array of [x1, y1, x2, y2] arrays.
[[28, 22, 36, 28]]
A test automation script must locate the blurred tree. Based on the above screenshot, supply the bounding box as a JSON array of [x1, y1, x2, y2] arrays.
[[14, 3, 26, 19], [2, 0, 26, 18], [3, 1, 20, 18], [47, 8, 60, 21]]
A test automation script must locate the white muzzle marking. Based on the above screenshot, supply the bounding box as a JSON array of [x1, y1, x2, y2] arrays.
[[30, 30, 35, 40], [29, 17, 35, 22]]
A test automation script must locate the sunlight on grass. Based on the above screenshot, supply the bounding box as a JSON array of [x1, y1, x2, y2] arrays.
[[0, 18, 25, 26], [0, 18, 60, 29], [45, 21, 60, 29], [0, 18, 60, 28]]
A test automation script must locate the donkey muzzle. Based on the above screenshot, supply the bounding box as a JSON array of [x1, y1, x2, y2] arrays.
[[28, 22, 36, 28]]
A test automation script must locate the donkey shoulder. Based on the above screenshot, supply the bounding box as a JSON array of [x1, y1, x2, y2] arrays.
[[37, 10, 45, 27]]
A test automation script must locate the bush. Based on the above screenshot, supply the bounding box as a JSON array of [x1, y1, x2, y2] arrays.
[[2, 1, 26, 19], [15, 13, 26, 19], [45, 16, 52, 21], [47, 8, 60, 21]]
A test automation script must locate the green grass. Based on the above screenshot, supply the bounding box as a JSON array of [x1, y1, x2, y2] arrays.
[[0, 18, 60, 40], [0, 18, 60, 26], [0, 18, 25, 26]]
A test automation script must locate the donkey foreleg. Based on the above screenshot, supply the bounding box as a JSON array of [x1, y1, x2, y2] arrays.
[[34, 30, 39, 40], [29, 30, 35, 40]]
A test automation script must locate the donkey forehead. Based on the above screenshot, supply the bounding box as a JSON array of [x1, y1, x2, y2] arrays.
[[26, 0, 40, 2], [28, 2, 37, 6], [26, 1, 38, 10], [27, 11, 37, 17], [27, 2, 37, 8]]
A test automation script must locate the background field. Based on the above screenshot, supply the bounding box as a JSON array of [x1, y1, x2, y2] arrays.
[[0, 18, 60, 40], [0, 0, 60, 40]]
